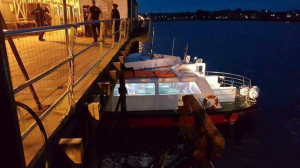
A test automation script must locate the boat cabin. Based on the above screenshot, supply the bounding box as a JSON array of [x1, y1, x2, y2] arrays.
[[105, 54, 238, 112]]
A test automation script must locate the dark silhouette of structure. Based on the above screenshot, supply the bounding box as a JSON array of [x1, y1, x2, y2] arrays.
[[141, 8, 300, 22]]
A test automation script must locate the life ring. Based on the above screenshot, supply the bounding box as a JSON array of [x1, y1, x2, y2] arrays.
[[203, 95, 219, 109]]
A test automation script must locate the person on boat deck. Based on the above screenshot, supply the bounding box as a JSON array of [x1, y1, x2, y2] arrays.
[[88, 0, 103, 43], [111, 4, 120, 42], [31, 3, 46, 41]]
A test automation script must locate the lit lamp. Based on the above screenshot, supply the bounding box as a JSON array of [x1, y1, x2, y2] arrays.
[[194, 56, 197, 63]]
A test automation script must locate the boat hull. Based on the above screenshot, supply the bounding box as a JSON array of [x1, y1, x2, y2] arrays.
[[100, 106, 256, 128]]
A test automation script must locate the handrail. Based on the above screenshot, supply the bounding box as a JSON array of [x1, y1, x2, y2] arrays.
[[11, 22, 127, 94], [21, 90, 69, 140], [4, 18, 130, 36], [206, 71, 252, 87], [74, 43, 116, 87], [10, 18, 151, 141], [74, 28, 123, 58], [206, 71, 251, 82], [13, 57, 72, 94], [18, 18, 134, 140], [76, 18, 127, 26], [4, 24, 74, 36], [3, 18, 137, 140], [221, 76, 251, 84], [21, 27, 127, 140]]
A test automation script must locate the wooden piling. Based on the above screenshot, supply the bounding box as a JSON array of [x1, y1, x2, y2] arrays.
[[180, 95, 225, 162]]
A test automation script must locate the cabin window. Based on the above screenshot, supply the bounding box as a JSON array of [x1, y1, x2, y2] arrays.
[[114, 83, 155, 96], [159, 82, 201, 95]]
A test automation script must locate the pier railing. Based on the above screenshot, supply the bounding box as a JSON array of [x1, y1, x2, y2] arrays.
[[206, 71, 252, 88], [1, 17, 142, 165]]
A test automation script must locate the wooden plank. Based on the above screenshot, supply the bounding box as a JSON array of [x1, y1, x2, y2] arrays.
[[98, 82, 111, 96], [113, 62, 121, 71], [121, 51, 126, 57], [109, 70, 117, 81], [88, 103, 100, 120], [59, 138, 83, 164], [119, 56, 124, 64]]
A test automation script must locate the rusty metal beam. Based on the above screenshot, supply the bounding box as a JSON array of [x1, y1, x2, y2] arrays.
[[0, 15, 26, 168]]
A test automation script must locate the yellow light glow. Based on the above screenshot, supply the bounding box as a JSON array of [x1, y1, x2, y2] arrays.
[[9, 4, 14, 12]]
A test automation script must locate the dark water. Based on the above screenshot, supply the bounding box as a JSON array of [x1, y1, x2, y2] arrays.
[[148, 21, 300, 168], [92, 21, 300, 168]]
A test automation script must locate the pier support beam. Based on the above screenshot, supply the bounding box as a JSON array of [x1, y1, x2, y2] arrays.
[[119, 56, 127, 113], [59, 138, 83, 164], [98, 82, 111, 113], [0, 17, 26, 168]]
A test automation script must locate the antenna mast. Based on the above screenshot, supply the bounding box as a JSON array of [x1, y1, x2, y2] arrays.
[[150, 27, 155, 57], [172, 38, 175, 56]]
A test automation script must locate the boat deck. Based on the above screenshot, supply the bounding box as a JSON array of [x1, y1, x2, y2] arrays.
[[207, 94, 255, 113], [5, 30, 128, 165]]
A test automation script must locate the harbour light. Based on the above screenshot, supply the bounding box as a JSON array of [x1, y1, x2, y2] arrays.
[[249, 86, 260, 99]]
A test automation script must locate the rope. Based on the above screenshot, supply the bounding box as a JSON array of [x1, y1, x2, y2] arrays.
[[61, 26, 77, 121]]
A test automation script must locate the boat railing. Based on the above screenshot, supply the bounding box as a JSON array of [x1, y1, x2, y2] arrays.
[[206, 71, 252, 88], [2, 18, 138, 142]]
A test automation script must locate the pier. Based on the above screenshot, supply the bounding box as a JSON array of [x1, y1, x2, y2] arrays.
[[0, 4, 150, 164]]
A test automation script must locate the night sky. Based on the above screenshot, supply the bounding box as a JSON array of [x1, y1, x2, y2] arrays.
[[136, 0, 300, 13]]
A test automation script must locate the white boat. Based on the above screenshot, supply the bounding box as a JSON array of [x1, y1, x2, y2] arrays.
[[102, 52, 259, 126]]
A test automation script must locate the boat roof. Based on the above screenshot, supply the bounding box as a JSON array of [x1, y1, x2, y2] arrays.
[[125, 53, 206, 78], [125, 70, 177, 78]]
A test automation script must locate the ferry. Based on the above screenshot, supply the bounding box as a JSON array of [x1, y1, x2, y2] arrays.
[[101, 52, 260, 127]]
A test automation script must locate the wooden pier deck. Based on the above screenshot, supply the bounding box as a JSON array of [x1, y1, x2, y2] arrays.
[[5, 30, 128, 165]]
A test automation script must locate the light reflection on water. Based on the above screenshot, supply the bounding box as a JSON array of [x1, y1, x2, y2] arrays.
[[140, 21, 300, 168], [148, 21, 300, 168], [96, 21, 300, 168]]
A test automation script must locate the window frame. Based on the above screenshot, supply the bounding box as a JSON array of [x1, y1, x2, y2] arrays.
[[114, 83, 156, 96], [158, 82, 201, 95]]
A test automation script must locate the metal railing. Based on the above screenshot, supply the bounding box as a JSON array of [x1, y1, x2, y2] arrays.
[[3, 18, 133, 140], [206, 71, 252, 88]]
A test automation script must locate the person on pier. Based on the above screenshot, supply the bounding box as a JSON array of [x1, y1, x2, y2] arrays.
[[31, 3, 46, 41], [111, 4, 120, 42], [88, 0, 103, 43]]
